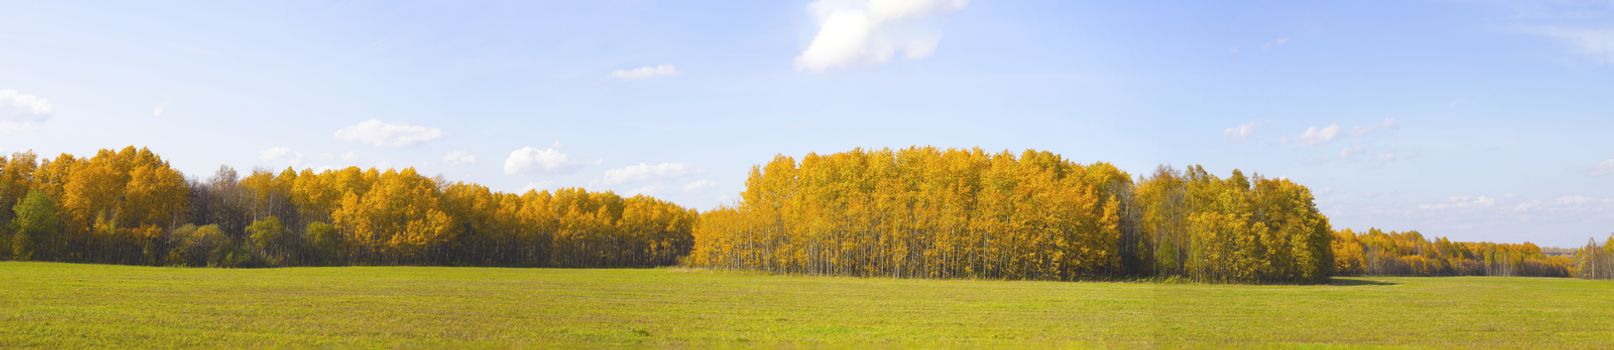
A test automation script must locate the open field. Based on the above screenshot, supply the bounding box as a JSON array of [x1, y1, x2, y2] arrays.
[[2, 262, 1612, 348]]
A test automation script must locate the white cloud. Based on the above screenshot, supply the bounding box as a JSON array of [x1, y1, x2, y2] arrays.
[[1513, 200, 1544, 213], [1556, 195, 1611, 206], [1514, 195, 1614, 214], [683, 179, 717, 192], [259, 147, 302, 166], [795, 0, 968, 72], [1339, 145, 1363, 158], [1419, 196, 1497, 210], [1593, 159, 1614, 176], [1287, 124, 1341, 145], [504, 145, 586, 175], [1524, 26, 1614, 64], [442, 151, 477, 165], [152, 102, 167, 118], [333, 119, 444, 147], [1375, 151, 1399, 162], [611, 64, 680, 80], [603, 162, 697, 185], [0, 90, 52, 131], [0, 90, 51, 121], [1224, 122, 1257, 141], [1352, 118, 1400, 136]]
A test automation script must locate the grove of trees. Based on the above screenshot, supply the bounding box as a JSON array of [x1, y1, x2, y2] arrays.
[[0, 147, 696, 267], [1571, 235, 1614, 279], [688, 147, 1334, 283], [1330, 228, 1572, 277]]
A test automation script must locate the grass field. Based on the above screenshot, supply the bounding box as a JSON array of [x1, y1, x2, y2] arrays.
[[2, 262, 1612, 348]]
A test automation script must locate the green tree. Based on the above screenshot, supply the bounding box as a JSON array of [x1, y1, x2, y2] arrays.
[[11, 190, 62, 260], [248, 216, 299, 266], [304, 221, 341, 265]]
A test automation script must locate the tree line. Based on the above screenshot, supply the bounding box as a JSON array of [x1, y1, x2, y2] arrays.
[[688, 147, 1334, 283], [1571, 235, 1614, 279], [1329, 228, 1573, 277], [0, 147, 696, 267], [3, 145, 1608, 283]]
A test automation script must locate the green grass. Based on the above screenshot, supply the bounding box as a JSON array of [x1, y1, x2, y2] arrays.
[[2, 262, 1611, 348]]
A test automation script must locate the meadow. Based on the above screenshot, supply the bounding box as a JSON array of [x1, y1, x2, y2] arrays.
[[2, 262, 1611, 348]]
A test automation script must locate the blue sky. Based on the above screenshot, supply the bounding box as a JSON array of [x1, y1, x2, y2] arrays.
[[1, 0, 1611, 246]]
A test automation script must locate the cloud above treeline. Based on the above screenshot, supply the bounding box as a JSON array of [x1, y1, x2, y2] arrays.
[[504, 144, 587, 176], [259, 146, 302, 167], [795, 0, 969, 72], [603, 162, 697, 185], [1224, 122, 1257, 141], [0, 90, 52, 131], [1419, 195, 1497, 210], [442, 151, 477, 166], [334, 119, 444, 147], [1280, 118, 1399, 146], [1291, 124, 1341, 145]]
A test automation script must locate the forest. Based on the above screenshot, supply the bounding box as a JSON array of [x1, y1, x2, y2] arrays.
[[0, 147, 695, 267], [688, 147, 1613, 283], [1, 146, 1609, 282], [1330, 228, 1573, 277], [689, 147, 1334, 283]]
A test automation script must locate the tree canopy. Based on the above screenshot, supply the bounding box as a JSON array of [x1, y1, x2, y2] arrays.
[[688, 147, 1334, 283], [0, 146, 695, 268]]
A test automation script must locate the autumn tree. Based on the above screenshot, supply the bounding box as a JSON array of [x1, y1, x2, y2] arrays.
[[1332, 228, 1571, 277]]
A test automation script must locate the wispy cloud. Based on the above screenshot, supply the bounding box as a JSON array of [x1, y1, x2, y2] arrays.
[[683, 179, 717, 192], [1352, 118, 1400, 136], [1593, 159, 1614, 176], [1419, 195, 1497, 210], [1286, 124, 1341, 145], [259, 146, 302, 166], [1339, 145, 1363, 158], [1224, 122, 1257, 141], [1524, 26, 1614, 64], [442, 151, 477, 165], [1514, 195, 1614, 215], [1262, 36, 1289, 50], [603, 162, 697, 185], [611, 64, 680, 80], [334, 119, 444, 147]]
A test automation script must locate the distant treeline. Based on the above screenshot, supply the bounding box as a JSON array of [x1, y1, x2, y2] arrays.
[[0, 147, 695, 267], [1330, 228, 1573, 277], [689, 147, 1334, 283]]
